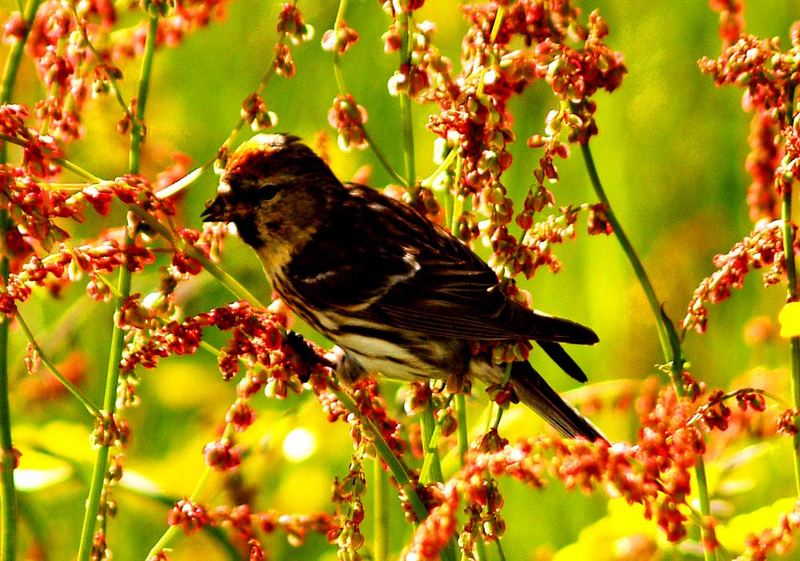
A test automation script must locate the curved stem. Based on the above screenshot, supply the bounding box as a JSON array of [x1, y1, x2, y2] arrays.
[[0, 1, 43, 559], [122, 201, 262, 305], [580, 141, 717, 561], [331, 0, 406, 186], [76, 14, 159, 561], [15, 312, 101, 417], [331, 386, 427, 521], [580, 144, 684, 382]]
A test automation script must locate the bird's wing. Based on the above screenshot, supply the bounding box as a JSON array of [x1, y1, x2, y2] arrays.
[[285, 185, 597, 345]]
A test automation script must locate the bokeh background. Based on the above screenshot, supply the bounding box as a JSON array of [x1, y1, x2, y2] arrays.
[[4, 1, 800, 559]]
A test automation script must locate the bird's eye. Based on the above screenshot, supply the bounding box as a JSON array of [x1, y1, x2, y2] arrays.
[[261, 183, 282, 201]]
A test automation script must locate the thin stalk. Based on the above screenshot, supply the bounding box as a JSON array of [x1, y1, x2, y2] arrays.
[[373, 459, 388, 561], [0, 251, 14, 561], [336, 383, 457, 561], [454, 394, 469, 465], [75, 255, 132, 561], [475, 540, 488, 561], [396, 5, 416, 194], [331, 387, 428, 521], [76, 14, 159, 561], [145, 428, 225, 558], [129, 16, 158, 175], [15, 312, 101, 417], [495, 540, 506, 561], [778, 91, 800, 493], [791, 338, 800, 496], [0, 0, 43, 558], [123, 201, 261, 305], [580, 142, 717, 561], [331, 0, 406, 186], [419, 400, 444, 483], [476, 5, 505, 99], [580, 143, 680, 374], [14, 143, 260, 306], [420, 148, 457, 188]]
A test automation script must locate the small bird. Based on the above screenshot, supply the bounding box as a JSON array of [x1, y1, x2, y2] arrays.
[[202, 133, 604, 441]]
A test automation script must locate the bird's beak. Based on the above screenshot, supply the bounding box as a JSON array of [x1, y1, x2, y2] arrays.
[[201, 196, 230, 222]]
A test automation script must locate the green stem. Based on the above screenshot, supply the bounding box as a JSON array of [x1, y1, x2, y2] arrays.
[[396, 6, 416, 194], [419, 400, 444, 483], [0, 252, 14, 561], [580, 143, 681, 377], [791, 338, 800, 497], [123, 201, 262, 305], [12, 143, 260, 307], [75, 237, 134, 561], [495, 539, 506, 561], [77, 14, 159, 561], [420, 149, 457, 188], [779, 90, 800, 495], [373, 458, 388, 561], [145, 426, 227, 558], [781, 171, 800, 496], [129, 16, 158, 175], [454, 394, 469, 465], [331, 387, 428, 521], [331, 0, 406, 187], [580, 141, 717, 561], [475, 539, 488, 561], [15, 313, 101, 417], [0, 1, 43, 559]]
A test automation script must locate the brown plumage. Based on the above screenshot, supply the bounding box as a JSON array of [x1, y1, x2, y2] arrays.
[[202, 133, 604, 441]]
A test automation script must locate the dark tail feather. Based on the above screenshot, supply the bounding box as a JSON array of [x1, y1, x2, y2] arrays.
[[528, 311, 599, 345], [536, 341, 588, 383], [510, 361, 607, 442]]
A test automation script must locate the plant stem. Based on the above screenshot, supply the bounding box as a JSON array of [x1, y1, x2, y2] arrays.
[[331, 0, 406, 187], [580, 141, 718, 561], [15, 312, 101, 417], [791, 338, 800, 496], [396, 5, 416, 195], [0, 251, 14, 561], [123, 201, 262, 305], [419, 400, 444, 483], [454, 394, 469, 465], [334, 385, 456, 561], [76, 14, 159, 561], [0, 0, 43, 558], [331, 387, 428, 521], [778, 89, 800, 495], [781, 170, 800, 496], [580, 143, 681, 374], [22, 146, 262, 307], [373, 458, 388, 561]]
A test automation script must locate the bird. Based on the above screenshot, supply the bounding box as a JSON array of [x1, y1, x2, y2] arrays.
[[201, 133, 604, 441]]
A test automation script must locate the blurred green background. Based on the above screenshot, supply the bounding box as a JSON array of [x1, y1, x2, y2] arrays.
[[4, 1, 800, 559]]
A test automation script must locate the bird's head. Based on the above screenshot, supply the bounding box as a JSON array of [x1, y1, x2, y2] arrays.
[[202, 133, 340, 252]]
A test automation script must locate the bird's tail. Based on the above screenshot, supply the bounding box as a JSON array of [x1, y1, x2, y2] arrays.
[[510, 360, 607, 442]]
